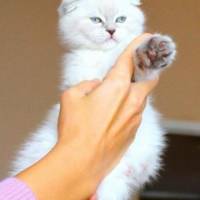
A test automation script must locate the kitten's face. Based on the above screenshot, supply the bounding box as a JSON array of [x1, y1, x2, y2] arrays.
[[59, 0, 145, 50]]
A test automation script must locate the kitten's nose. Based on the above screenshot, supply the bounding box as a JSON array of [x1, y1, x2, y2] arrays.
[[107, 29, 116, 36]]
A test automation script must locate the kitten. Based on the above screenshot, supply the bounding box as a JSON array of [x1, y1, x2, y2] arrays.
[[11, 0, 176, 199]]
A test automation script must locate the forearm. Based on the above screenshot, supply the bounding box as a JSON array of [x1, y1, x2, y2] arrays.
[[16, 143, 99, 200]]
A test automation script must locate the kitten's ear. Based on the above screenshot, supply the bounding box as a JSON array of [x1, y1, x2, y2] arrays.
[[58, 0, 79, 16], [131, 0, 142, 6]]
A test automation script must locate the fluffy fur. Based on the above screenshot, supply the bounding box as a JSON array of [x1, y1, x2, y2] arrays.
[[11, 0, 176, 199]]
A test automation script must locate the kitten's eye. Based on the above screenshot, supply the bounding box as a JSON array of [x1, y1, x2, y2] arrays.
[[116, 16, 127, 23], [90, 17, 103, 24]]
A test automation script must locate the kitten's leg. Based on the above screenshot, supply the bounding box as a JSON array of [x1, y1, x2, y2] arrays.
[[134, 34, 176, 81]]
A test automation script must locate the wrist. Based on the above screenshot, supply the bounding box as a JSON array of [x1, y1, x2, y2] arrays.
[[16, 143, 98, 200]]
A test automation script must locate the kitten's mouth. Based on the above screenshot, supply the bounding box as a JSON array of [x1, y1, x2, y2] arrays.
[[101, 37, 118, 48], [105, 37, 117, 42]]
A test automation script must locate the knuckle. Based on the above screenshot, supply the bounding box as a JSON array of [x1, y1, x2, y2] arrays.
[[61, 88, 74, 100], [61, 90, 70, 99]]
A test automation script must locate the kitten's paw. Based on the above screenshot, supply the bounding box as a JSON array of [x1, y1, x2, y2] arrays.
[[136, 34, 176, 70]]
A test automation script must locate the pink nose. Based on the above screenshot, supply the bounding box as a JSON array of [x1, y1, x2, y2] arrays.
[[107, 29, 116, 36]]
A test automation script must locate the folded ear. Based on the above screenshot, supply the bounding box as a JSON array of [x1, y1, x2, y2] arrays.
[[58, 0, 79, 16], [131, 0, 142, 6]]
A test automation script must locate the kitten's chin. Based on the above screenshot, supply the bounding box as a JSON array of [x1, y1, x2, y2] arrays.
[[99, 39, 119, 50]]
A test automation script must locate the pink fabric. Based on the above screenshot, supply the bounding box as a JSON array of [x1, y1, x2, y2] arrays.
[[0, 178, 36, 200]]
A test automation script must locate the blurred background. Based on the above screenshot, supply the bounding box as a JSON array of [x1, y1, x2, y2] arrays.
[[0, 0, 199, 199]]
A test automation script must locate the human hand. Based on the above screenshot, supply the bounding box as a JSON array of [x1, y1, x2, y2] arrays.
[[57, 33, 158, 199], [17, 34, 159, 200]]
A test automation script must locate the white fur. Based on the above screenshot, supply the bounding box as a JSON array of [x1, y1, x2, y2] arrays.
[[11, 1, 167, 199]]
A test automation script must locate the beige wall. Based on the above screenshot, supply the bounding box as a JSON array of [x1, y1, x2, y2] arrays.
[[0, 0, 199, 179], [142, 0, 200, 121]]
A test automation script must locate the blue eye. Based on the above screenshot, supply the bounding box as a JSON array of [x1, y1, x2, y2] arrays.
[[90, 17, 103, 24], [116, 16, 127, 23]]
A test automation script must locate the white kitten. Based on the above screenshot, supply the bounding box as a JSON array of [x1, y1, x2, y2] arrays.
[[11, 0, 176, 199]]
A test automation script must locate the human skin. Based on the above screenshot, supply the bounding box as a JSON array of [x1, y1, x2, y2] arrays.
[[17, 34, 158, 200]]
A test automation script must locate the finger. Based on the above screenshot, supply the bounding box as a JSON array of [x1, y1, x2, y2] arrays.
[[106, 33, 152, 82], [107, 113, 141, 158], [76, 80, 102, 96], [119, 114, 142, 147], [91, 34, 152, 103], [106, 77, 158, 138], [107, 88, 146, 137], [131, 77, 159, 99], [68, 80, 101, 97]]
